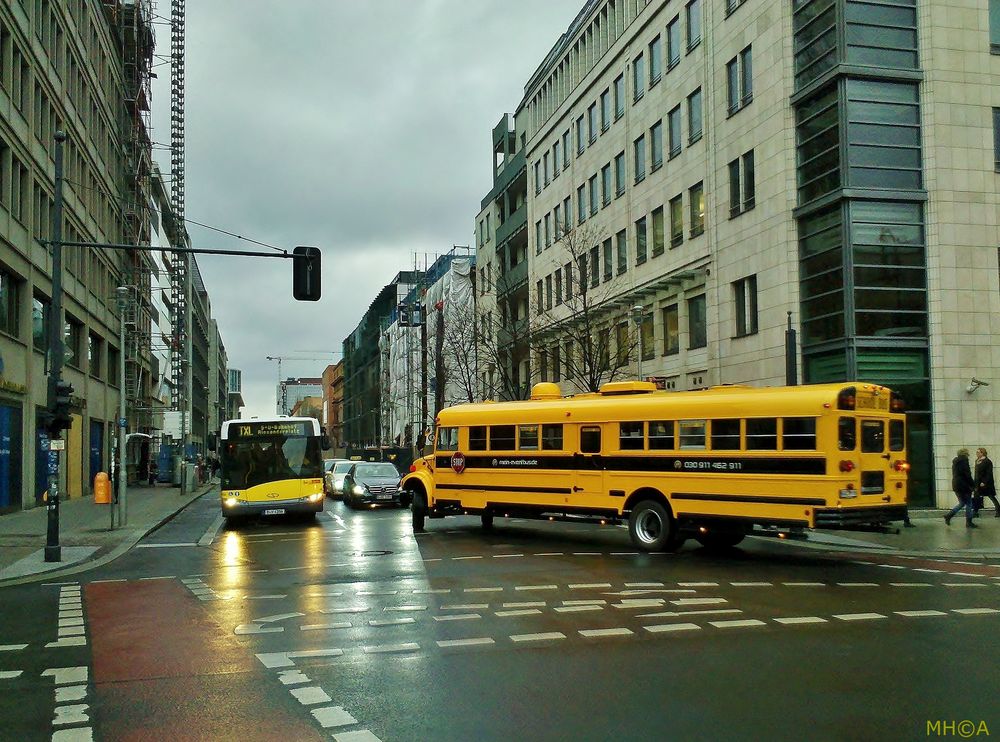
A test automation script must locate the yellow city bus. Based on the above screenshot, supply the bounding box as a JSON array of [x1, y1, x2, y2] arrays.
[[401, 381, 909, 550], [219, 417, 326, 521]]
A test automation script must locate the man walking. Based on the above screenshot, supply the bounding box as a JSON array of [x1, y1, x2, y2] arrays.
[[944, 448, 976, 528]]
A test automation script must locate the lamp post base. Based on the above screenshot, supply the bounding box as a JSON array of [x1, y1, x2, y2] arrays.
[[44, 545, 61, 562]]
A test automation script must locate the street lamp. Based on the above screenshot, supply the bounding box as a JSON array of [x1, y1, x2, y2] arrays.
[[630, 304, 644, 381]]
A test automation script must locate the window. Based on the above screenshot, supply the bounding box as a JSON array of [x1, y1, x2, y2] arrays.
[[649, 421, 674, 450], [597, 238, 611, 280], [602, 163, 612, 206], [598, 328, 610, 369], [726, 46, 753, 114], [543, 152, 550, 185], [580, 426, 602, 453], [578, 254, 588, 294], [576, 116, 585, 155], [662, 304, 679, 355], [726, 0, 746, 15], [635, 217, 647, 264], [590, 246, 600, 288], [108, 345, 120, 386], [32, 294, 49, 353], [553, 141, 561, 177], [542, 424, 563, 450], [577, 185, 587, 223], [668, 105, 682, 158], [88, 332, 103, 378], [535, 161, 542, 194], [689, 182, 704, 237], [0, 268, 22, 338], [554, 204, 562, 239], [563, 196, 572, 230], [670, 193, 684, 247], [729, 150, 756, 217], [490, 425, 516, 450], [641, 314, 654, 361], [544, 213, 551, 247], [615, 151, 626, 196], [839, 417, 856, 451], [711, 419, 741, 450], [616, 229, 628, 274], [747, 418, 778, 450], [589, 174, 599, 215], [651, 207, 665, 256], [686, 0, 701, 51], [469, 426, 488, 451], [649, 35, 662, 84], [620, 422, 644, 450], [687, 88, 702, 143], [616, 322, 631, 367], [588, 102, 598, 143], [860, 419, 885, 453], [564, 262, 573, 300], [783, 418, 818, 450], [733, 275, 758, 337], [562, 130, 571, 167], [555, 268, 563, 305], [614, 74, 625, 119], [518, 425, 539, 450], [688, 294, 706, 348], [889, 420, 905, 451], [633, 53, 645, 102], [601, 88, 611, 131], [845, 80, 922, 191], [552, 346, 562, 382], [679, 419, 706, 448], [667, 16, 681, 69], [546, 274, 553, 310], [650, 121, 663, 170], [536, 279, 543, 313], [536, 220, 543, 254], [64, 317, 83, 368], [436, 427, 459, 451], [993, 0, 1000, 53], [634, 134, 646, 183], [995, 108, 1000, 171]]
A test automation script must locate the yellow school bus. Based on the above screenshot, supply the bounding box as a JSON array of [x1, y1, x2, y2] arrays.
[[219, 417, 326, 521], [400, 381, 908, 550]]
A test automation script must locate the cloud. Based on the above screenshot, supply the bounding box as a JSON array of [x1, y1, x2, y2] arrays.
[[152, 0, 581, 418]]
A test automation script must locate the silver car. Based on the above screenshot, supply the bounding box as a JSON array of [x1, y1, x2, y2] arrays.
[[327, 460, 355, 499]]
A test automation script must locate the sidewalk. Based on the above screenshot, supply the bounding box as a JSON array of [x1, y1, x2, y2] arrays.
[[794, 506, 1000, 557], [0, 480, 216, 586]]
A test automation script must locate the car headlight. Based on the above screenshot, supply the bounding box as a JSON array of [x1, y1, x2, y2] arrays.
[[334, 479, 344, 492], [353, 485, 364, 496], [224, 497, 238, 507]]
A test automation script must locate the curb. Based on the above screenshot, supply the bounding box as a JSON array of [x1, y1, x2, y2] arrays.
[[760, 534, 1000, 560], [0, 484, 216, 589]]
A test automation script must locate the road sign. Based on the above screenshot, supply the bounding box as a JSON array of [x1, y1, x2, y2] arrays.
[[47, 450, 59, 475], [119, 417, 127, 428], [49, 439, 65, 451]]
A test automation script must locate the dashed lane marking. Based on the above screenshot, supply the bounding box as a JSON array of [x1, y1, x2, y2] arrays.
[[730, 582, 772, 587], [502, 602, 545, 608], [837, 582, 879, 587], [515, 585, 558, 591], [496, 609, 542, 618], [510, 632, 566, 643], [433, 614, 481, 622], [709, 619, 767, 628], [52, 729, 94, 742], [0, 671, 23, 679], [644, 623, 701, 633], [362, 643, 419, 655], [773, 616, 828, 625], [0, 644, 28, 652], [896, 610, 948, 617], [579, 628, 632, 638], [636, 609, 743, 619], [833, 613, 887, 621], [290, 686, 332, 706], [569, 583, 611, 589], [554, 605, 603, 613], [952, 608, 1000, 615], [368, 618, 415, 627], [301, 623, 352, 631], [311, 706, 358, 729], [436, 638, 495, 648], [890, 583, 932, 587], [464, 587, 503, 593], [783, 582, 825, 587], [441, 604, 488, 611], [942, 583, 989, 588]]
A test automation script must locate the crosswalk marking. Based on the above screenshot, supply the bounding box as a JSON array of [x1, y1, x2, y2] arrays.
[[510, 632, 565, 643], [773, 616, 827, 625]]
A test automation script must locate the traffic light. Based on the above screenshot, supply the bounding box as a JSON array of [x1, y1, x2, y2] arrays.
[[292, 246, 321, 301], [49, 380, 74, 438], [398, 302, 411, 326]]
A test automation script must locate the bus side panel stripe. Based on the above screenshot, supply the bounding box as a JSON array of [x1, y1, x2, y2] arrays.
[[671, 493, 826, 506], [435, 456, 826, 476]]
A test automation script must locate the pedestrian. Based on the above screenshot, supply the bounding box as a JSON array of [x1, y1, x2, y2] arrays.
[[973, 447, 999, 517], [944, 448, 977, 528], [211, 455, 220, 480], [148, 460, 158, 487]]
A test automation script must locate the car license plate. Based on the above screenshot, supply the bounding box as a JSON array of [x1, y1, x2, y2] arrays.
[[263, 508, 285, 516], [376, 494, 393, 500]]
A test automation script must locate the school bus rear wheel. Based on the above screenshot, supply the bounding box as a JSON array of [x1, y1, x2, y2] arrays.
[[628, 500, 678, 552]]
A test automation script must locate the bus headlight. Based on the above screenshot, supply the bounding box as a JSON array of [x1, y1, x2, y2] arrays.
[[224, 497, 238, 507], [353, 485, 365, 496]]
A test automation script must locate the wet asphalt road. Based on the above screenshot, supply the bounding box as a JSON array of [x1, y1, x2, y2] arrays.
[[1, 493, 999, 741]]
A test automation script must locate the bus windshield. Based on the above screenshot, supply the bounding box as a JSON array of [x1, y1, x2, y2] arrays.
[[222, 436, 323, 490]]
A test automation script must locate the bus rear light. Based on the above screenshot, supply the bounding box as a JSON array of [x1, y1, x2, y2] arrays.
[[894, 460, 910, 472], [409, 464, 416, 472], [839, 460, 856, 473], [837, 387, 857, 410]]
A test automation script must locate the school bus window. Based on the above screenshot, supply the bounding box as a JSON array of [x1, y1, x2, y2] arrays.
[[490, 425, 516, 450], [839, 417, 856, 451], [649, 421, 674, 450], [889, 420, 904, 451], [436, 427, 458, 451], [469, 426, 487, 451], [782, 418, 817, 450], [746, 418, 777, 450], [619, 422, 644, 450], [711, 419, 741, 450], [679, 420, 706, 449], [580, 426, 602, 453], [861, 420, 884, 452], [519, 425, 539, 450], [542, 424, 564, 450]]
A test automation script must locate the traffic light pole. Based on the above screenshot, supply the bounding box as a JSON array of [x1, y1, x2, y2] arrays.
[[116, 287, 129, 526], [44, 131, 68, 563]]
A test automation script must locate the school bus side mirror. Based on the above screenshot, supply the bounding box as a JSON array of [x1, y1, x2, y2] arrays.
[[293, 246, 321, 301]]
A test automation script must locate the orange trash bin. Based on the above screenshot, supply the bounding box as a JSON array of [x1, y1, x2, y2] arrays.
[[94, 472, 111, 504]]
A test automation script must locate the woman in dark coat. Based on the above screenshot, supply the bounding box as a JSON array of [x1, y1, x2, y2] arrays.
[[944, 448, 976, 527], [974, 448, 999, 517]]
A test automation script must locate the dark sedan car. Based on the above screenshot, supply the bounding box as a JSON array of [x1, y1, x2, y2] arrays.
[[343, 462, 407, 509]]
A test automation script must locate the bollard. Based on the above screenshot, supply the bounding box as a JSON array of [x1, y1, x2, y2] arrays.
[[94, 472, 111, 504]]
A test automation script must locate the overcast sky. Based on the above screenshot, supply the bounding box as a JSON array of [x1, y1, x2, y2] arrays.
[[150, 1, 582, 419]]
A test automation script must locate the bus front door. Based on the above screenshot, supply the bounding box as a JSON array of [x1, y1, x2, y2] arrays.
[[573, 425, 605, 507]]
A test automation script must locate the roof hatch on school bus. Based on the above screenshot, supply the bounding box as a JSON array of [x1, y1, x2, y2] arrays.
[[598, 381, 657, 395], [530, 382, 563, 400]]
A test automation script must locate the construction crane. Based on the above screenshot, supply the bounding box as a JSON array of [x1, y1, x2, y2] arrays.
[[266, 354, 338, 414]]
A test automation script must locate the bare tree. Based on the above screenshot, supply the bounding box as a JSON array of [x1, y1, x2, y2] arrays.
[[534, 223, 640, 393], [474, 257, 537, 401]]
